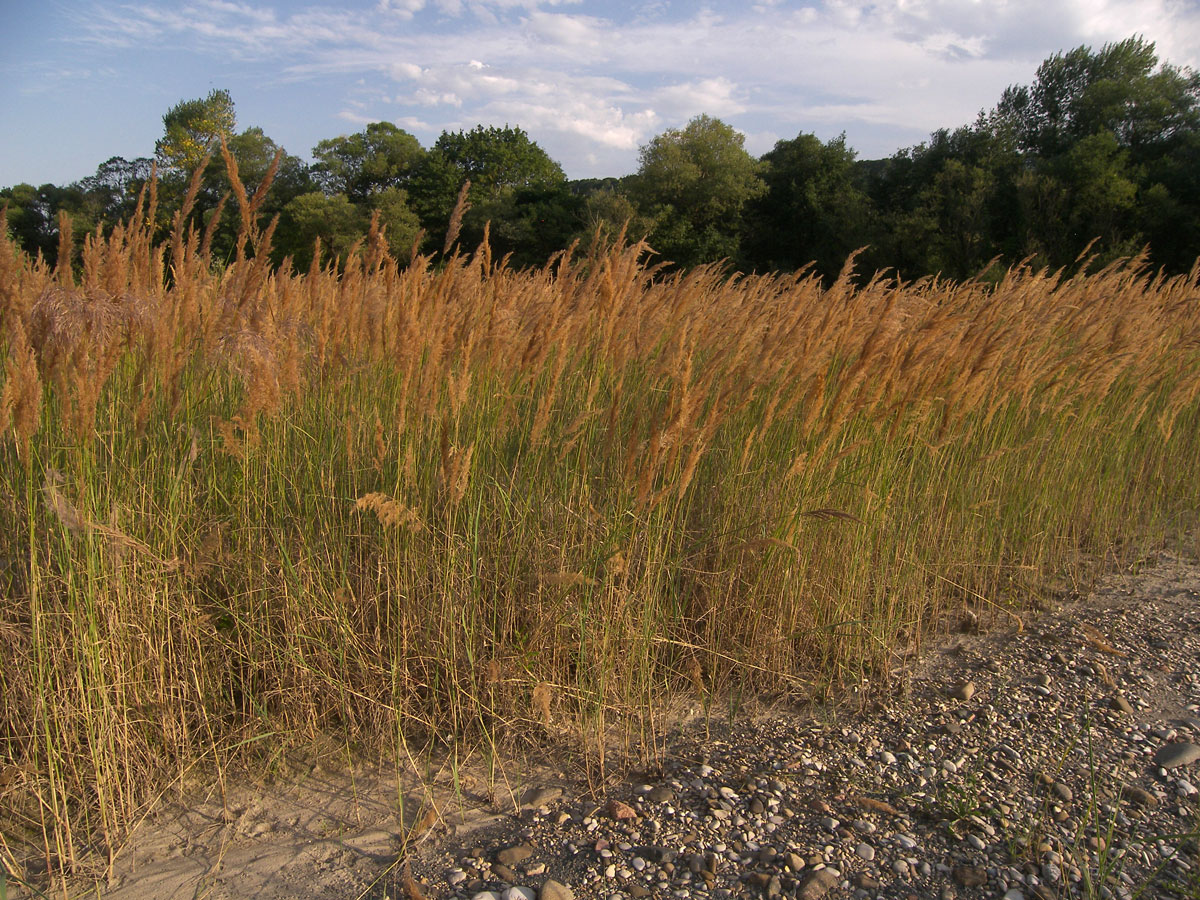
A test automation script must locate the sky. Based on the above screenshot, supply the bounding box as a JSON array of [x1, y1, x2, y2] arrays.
[[3, 0, 1200, 188]]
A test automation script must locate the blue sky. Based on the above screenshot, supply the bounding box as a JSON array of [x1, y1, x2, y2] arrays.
[[3, 0, 1199, 188]]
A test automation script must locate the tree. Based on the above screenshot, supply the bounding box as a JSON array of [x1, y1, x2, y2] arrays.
[[78, 156, 155, 223], [990, 37, 1200, 268], [1, 183, 57, 259], [370, 187, 423, 262], [277, 192, 366, 271], [408, 125, 566, 252], [743, 132, 873, 279], [312, 122, 424, 202], [629, 115, 765, 268], [575, 183, 654, 248], [996, 37, 1200, 160], [156, 89, 238, 174]]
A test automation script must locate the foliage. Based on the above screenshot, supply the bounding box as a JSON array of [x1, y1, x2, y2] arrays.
[[630, 114, 765, 268], [743, 132, 872, 279], [155, 88, 237, 173], [311, 122, 424, 202], [4, 36, 1200, 280], [408, 124, 566, 251], [1, 171, 1198, 888], [277, 191, 367, 270]]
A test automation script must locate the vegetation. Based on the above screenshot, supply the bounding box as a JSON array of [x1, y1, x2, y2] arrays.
[[5, 37, 1199, 282], [2, 135, 1200, 886]]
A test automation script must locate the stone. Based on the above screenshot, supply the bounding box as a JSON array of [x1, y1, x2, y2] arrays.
[[953, 865, 988, 887], [647, 785, 675, 803], [492, 864, 518, 883], [1121, 784, 1158, 807], [606, 798, 637, 819], [1153, 742, 1200, 769], [952, 681, 976, 702], [519, 786, 563, 809], [854, 842, 875, 861], [496, 845, 534, 866], [539, 880, 575, 900], [797, 868, 840, 899], [503, 889, 536, 900], [1112, 695, 1135, 714], [1052, 783, 1073, 802]]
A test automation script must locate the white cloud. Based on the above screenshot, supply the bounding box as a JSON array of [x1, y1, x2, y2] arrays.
[[63, 0, 1200, 178], [378, 0, 426, 17], [654, 77, 747, 119]]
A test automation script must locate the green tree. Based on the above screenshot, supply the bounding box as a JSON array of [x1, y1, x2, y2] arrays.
[[996, 37, 1200, 160], [156, 89, 237, 174], [575, 183, 654, 248], [311, 122, 424, 202], [276, 192, 368, 271], [743, 132, 873, 279], [629, 115, 765, 268], [370, 187, 423, 262], [409, 124, 566, 252], [1, 183, 57, 259], [990, 36, 1199, 268], [78, 156, 155, 223]]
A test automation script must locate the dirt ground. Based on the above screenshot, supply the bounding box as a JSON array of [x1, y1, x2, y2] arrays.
[[7, 540, 1199, 900]]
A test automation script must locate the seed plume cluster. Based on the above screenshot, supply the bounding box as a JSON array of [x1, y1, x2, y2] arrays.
[[1, 156, 1198, 886]]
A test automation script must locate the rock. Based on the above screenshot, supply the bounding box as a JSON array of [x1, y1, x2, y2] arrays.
[[1121, 784, 1158, 807], [647, 785, 674, 803], [854, 842, 875, 861], [953, 865, 988, 887], [1153, 742, 1200, 769], [606, 798, 637, 819], [492, 864, 518, 883], [797, 868, 840, 899], [854, 873, 882, 890], [519, 786, 563, 810], [539, 880, 575, 900], [1052, 782, 1073, 802], [952, 681, 976, 702], [496, 845, 534, 866], [1112, 694, 1134, 714], [471, 893, 503, 900], [503, 888, 536, 900]]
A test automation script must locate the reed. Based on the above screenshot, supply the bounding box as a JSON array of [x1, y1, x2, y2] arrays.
[[1, 165, 1199, 888]]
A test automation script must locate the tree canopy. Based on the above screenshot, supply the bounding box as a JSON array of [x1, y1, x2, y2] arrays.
[[6, 37, 1200, 279], [156, 89, 237, 173], [311, 122, 424, 202], [631, 114, 765, 268]]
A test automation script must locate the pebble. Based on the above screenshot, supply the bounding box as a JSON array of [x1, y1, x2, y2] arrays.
[[1153, 742, 1200, 769], [407, 555, 1200, 900], [953, 681, 977, 702]]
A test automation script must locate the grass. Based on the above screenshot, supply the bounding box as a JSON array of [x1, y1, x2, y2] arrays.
[[1, 156, 1200, 891]]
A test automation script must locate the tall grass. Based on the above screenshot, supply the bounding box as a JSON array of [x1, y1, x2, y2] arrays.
[[2, 157, 1199, 886]]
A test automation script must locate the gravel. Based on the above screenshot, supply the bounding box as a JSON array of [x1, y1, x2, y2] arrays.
[[408, 550, 1200, 900]]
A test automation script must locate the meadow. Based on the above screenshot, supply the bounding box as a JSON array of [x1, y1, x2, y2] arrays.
[[2, 158, 1199, 886]]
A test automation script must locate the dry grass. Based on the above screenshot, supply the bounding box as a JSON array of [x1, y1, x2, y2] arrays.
[[1, 160, 1199, 890]]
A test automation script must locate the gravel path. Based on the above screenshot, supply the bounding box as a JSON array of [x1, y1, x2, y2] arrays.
[[409, 550, 1200, 900]]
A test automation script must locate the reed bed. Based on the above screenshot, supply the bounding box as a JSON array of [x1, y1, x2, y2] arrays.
[[2, 161, 1199, 886]]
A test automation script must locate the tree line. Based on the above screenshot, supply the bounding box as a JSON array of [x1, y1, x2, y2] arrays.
[[4, 36, 1199, 281]]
